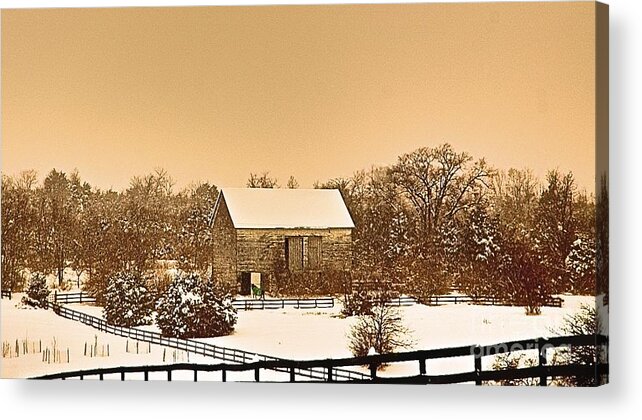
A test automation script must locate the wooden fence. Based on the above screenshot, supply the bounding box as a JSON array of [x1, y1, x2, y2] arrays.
[[51, 291, 333, 311], [384, 295, 563, 308], [232, 297, 333, 310], [52, 290, 562, 310], [52, 291, 96, 304], [1, 289, 12, 300], [32, 334, 608, 385], [47, 301, 368, 381]]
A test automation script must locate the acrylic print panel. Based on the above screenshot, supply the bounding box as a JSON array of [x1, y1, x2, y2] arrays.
[[0, 1, 608, 386]]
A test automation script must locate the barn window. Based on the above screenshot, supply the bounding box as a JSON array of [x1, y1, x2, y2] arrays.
[[307, 236, 322, 270], [286, 237, 304, 271]]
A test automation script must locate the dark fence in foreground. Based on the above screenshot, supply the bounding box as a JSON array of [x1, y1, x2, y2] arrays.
[[47, 301, 367, 381], [33, 334, 608, 385], [384, 295, 563, 308], [1, 289, 12, 300], [51, 291, 333, 311]]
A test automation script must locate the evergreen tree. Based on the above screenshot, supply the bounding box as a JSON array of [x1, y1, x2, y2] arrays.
[[103, 271, 155, 327], [21, 272, 50, 308], [155, 272, 237, 339]]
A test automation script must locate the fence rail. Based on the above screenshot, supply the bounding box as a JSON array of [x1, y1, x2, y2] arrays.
[[32, 334, 608, 385], [47, 301, 368, 381], [1, 289, 12, 300], [51, 291, 96, 304], [52, 291, 562, 310], [232, 297, 333, 310], [384, 294, 563, 308], [51, 292, 333, 311]]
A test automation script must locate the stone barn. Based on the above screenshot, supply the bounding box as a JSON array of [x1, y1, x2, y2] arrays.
[[211, 188, 355, 295]]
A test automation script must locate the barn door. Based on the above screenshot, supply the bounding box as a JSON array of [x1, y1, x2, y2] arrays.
[[240, 272, 251, 295], [286, 237, 304, 271], [307, 236, 322, 270]]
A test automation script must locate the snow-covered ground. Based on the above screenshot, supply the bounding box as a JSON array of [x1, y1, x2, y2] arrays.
[[0, 294, 281, 382], [11, 293, 602, 381]]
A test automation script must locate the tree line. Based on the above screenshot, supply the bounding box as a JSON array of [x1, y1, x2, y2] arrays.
[[1, 143, 608, 312], [314, 144, 607, 313], [1, 168, 218, 301]]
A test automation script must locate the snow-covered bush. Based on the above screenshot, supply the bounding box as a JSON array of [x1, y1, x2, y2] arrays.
[[348, 303, 414, 359], [103, 271, 155, 327], [155, 272, 237, 339], [21, 272, 50, 308]]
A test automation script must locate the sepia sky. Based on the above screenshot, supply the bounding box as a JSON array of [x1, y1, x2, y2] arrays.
[[1, 2, 597, 192]]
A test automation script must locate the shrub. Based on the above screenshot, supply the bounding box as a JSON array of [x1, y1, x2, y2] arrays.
[[347, 303, 414, 360], [21, 272, 50, 308], [489, 353, 538, 386], [155, 272, 237, 339], [342, 270, 398, 317], [341, 289, 374, 317], [103, 271, 155, 327], [549, 304, 606, 386]]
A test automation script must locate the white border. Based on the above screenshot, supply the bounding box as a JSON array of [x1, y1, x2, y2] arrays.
[[1, 0, 640, 418]]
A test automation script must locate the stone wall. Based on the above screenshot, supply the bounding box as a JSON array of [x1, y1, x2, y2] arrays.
[[211, 196, 237, 288], [236, 228, 353, 275]]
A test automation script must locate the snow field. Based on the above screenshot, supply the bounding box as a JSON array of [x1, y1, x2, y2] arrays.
[[2, 293, 598, 381]]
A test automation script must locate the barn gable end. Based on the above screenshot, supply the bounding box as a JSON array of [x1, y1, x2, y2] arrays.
[[211, 194, 238, 288]]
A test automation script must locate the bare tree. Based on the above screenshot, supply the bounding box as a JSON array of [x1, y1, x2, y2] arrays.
[[123, 168, 176, 274], [534, 170, 577, 292], [1, 172, 38, 290], [348, 302, 414, 360], [491, 168, 540, 230], [176, 182, 219, 277], [286, 175, 299, 189], [40, 169, 75, 286], [390, 144, 493, 242], [247, 172, 278, 188]]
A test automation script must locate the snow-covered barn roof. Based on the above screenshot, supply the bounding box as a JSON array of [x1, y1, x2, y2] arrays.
[[216, 188, 355, 229]]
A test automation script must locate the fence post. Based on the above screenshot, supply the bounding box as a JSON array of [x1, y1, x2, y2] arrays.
[[144, 370, 148, 381], [327, 367, 333, 382], [369, 363, 377, 380], [167, 370, 172, 382], [222, 368, 227, 382], [193, 369, 198, 382], [121, 371, 125, 381], [419, 359, 426, 375], [538, 339, 547, 386], [79, 292, 83, 304], [255, 367, 260, 382], [289, 367, 295, 382], [474, 345, 482, 385]]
